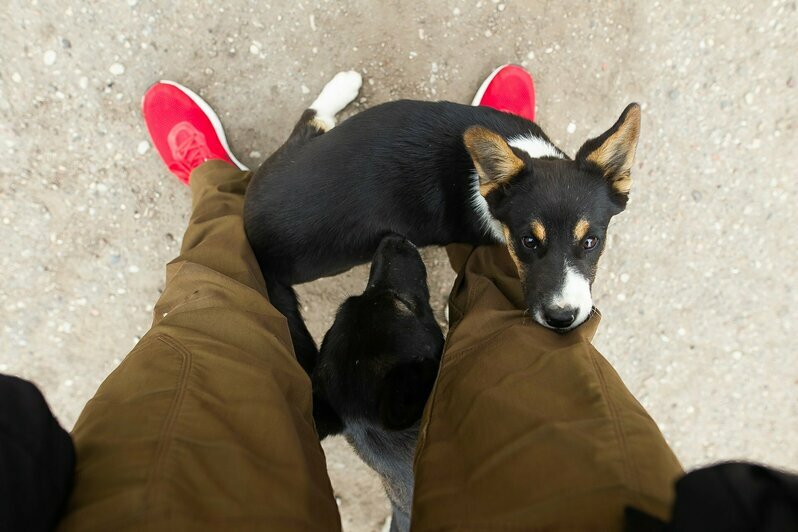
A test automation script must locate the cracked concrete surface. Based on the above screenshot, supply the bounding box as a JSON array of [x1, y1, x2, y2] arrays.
[[1, 1, 796, 530]]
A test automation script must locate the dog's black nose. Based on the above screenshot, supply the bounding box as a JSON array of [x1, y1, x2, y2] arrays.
[[544, 308, 576, 329]]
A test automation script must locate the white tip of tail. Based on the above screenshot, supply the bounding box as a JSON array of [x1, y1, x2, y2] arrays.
[[310, 70, 363, 130]]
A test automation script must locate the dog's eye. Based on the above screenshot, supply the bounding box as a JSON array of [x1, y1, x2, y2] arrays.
[[520, 236, 539, 250], [582, 237, 599, 250]]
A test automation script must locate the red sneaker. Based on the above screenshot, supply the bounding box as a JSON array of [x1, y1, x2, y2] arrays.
[[471, 64, 536, 122], [142, 81, 247, 185]]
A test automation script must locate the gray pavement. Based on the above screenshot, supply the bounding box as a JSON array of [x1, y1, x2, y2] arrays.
[[1, 1, 796, 530]]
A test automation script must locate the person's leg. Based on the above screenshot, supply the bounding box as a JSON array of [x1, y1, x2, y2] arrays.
[[409, 68, 681, 531], [58, 83, 340, 531], [410, 244, 682, 531]]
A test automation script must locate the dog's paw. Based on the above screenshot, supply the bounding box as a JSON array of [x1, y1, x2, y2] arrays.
[[310, 70, 362, 129]]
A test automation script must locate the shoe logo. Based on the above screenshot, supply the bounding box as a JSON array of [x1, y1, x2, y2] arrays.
[[167, 121, 211, 174]]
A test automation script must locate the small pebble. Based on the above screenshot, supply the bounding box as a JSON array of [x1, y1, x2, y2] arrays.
[[301, 84, 310, 94], [620, 273, 630, 283], [566, 122, 576, 134], [526, 51, 535, 60], [453, 7, 461, 15], [109, 62, 125, 75], [137, 140, 150, 154], [43, 50, 57, 66], [744, 92, 754, 104], [11, 72, 21, 83]]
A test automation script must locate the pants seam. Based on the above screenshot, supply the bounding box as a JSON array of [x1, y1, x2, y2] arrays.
[[587, 347, 641, 502], [142, 334, 193, 518]]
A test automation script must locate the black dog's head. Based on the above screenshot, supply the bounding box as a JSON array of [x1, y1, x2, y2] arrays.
[[312, 235, 444, 439], [464, 103, 641, 332]]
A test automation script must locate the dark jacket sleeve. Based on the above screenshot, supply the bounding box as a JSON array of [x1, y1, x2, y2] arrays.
[[626, 461, 798, 532], [0, 374, 75, 532]]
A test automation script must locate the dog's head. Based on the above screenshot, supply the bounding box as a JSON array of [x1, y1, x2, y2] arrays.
[[464, 103, 641, 332], [312, 234, 444, 439]]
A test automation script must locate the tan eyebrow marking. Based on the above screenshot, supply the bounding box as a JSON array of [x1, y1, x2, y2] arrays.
[[531, 220, 546, 243], [574, 219, 590, 241]]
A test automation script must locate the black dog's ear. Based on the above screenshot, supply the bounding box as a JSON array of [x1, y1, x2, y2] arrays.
[[312, 392, 343, 439], [464, 127, 525, 197], [378, 358, 439, 431], [576, 103, 641, 209]]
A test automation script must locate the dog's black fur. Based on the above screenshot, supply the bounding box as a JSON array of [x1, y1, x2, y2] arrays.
[[247, 101, 545, 283], [244, 76, 640, 374], [313, 235, 444, 532]]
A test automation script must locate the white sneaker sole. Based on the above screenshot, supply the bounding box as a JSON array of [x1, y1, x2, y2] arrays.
[[157, 80, 248, 171], [470, 64, 511, 107]]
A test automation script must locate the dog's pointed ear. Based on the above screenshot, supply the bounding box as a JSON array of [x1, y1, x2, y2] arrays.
[[378, 358, 439, 431], [312, 391, 343, 439], [464, 127, 525, 196], [576, 103, 641, 207]]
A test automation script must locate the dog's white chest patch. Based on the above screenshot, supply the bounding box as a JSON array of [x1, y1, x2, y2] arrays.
[[470, 171, 505, 243]]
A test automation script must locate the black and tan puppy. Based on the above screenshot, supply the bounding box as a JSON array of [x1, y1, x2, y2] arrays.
[[312, 235, 444, 532], [245, 71, 640, 373]]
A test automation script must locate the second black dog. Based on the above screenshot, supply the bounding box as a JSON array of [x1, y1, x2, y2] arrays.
[[312, 235, 444, 532]]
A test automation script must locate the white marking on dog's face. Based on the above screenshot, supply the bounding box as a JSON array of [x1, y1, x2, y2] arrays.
[[507, 134, 565, 160], [537, 265, 592, 331], [310, 70, 362, 129]]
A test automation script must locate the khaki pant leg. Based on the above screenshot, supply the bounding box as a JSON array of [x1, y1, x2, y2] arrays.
[[411, 244, 682, 531], [58, 161, 340, 532]]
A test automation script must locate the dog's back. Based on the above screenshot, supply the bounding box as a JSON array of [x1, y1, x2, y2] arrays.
[[244, 100, 546, 284]]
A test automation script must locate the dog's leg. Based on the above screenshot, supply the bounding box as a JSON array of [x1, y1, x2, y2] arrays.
[[265, 275, 319, 375], [249, 72, 361, 371], [262, 71, 362, 168], [309, 70, 362, 131]]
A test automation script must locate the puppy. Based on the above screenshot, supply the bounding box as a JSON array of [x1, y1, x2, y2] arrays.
[[313, 234, 444, 532], [244, 71, 640, 372]]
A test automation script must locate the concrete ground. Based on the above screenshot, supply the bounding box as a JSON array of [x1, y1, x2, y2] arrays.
[[1, 0, 796, 530]]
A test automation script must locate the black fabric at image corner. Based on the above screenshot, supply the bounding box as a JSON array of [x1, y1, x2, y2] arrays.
[[0, 374, 75, 531], [626, 461, 798, 531]]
